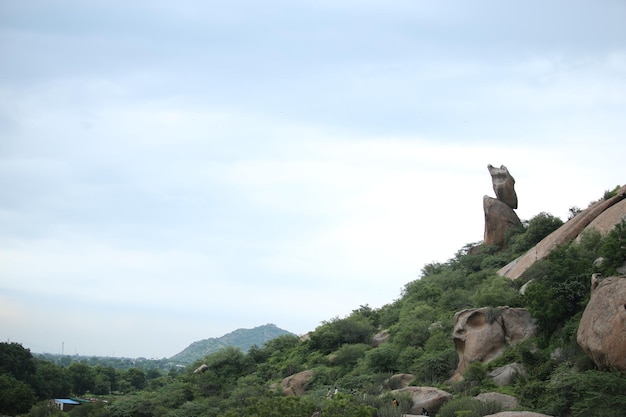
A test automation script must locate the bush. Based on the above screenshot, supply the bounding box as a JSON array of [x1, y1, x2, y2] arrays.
[[436, 396, 501, 417]]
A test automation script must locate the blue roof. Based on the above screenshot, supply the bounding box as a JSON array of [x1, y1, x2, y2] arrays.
[[56, 399, 81, 405]]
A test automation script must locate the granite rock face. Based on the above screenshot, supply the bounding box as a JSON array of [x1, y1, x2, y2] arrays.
[[280, 370, 314, 396], [488, 164, 518, 209], [499, 184, 626, 280], [483, 196, 522, 247], [577, 275, 626, 371], [452, 307, 537, 380], [390, 386, 452, 415]]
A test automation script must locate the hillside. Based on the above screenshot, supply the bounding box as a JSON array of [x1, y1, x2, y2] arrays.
[[168, 323, 295, 364], [3, 185, 626, 417]]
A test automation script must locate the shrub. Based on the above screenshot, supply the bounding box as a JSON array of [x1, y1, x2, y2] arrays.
[[436, 396, 501, 417]]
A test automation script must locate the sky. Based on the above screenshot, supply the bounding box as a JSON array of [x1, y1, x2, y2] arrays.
[[1, 1, 625, 359]]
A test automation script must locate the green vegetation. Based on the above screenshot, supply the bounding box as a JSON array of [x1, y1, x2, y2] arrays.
[[3, 214, 626, 417]]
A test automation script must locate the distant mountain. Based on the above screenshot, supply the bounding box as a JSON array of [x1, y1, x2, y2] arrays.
[[169, 323, 295, 364]]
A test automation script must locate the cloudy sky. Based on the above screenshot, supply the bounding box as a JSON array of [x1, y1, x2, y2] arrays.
[[1, 1, 625, 359]]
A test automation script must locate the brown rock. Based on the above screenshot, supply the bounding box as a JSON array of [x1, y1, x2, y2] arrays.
[[577, 275, 626, 371], [578, 197, 626, 240], [484, 412, 554, 417], [499, 184, 626, 280], [484, 196, 522, 247], [475, 392, 518, 410], [390, 386, 452, 415], [488, 164, 518, 209], [280, 369, 314, 396], [452, 307, 537, 380]]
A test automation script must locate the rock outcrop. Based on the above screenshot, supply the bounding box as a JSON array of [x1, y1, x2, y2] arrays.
[[280, 369, 314, 396], [484, 197, 522, 247], [389, 386, 452, 415], [499, 184, 626, 280], [577, 275, 626, 371], [452, 307, 537, 380], [484, 165, 522, 248]]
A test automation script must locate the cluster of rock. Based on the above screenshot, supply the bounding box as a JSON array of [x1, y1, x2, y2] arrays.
[[271, 167, 624, 417]]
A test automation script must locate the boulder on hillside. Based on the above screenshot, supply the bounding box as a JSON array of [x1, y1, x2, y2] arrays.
[[192, 364, 208, 373], [499, 184, 626, 280], [484, 412, 554, 417], [452, 307, 537, 380], [390, 386, 452, 415], [484, 196, 522, 247], [476, 392, 519, 410], [280, 369, 314, 396], [387, 373, 414, 389], [577, 275, 626, 371], [488, 164, 518, 209], [372, 329, 390, 347], [488, 362, 526, 386]]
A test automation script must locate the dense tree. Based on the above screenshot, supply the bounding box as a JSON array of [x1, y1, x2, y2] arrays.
[[0, 342, 37, 381], [0, 373, 37, 415], [69, 362, 95, 395]]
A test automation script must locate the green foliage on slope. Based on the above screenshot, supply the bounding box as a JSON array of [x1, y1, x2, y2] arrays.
[[4, 213, 626, 417], [169, 323, 296, 365]]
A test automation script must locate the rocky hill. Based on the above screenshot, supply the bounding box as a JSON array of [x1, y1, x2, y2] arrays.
[[169, 323, 294, 364]]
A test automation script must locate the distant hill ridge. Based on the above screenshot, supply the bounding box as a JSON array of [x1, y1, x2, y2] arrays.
[[169, 323, 295, 364]]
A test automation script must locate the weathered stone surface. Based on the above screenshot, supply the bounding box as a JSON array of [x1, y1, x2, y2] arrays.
[[578, 197, 626, 240], [387, 373, 414, 389], [476, 392, 519, 410], [192, 364, 208, 373], [390, 386, 452, 415], [488, 362, 525, 386], [488, 164, 518, 209], [484, 196, 522, 247], [484, 412, 554, 417], [372, 329, 390, 346], [577, 275, 626, 371], [452, 307, 537, 380], [280, 369, 314, 396], [499, 184, 626, 280]]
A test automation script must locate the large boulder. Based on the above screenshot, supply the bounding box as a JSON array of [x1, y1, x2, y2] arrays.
[[280, 370, 314, 396], [488, 164, 518, 209], [452, 307, 537, 380], [577, 275, 626, 371], [484, 196, 522, 247], [499, 184, 626, 280], [390, 386, 452, 415]]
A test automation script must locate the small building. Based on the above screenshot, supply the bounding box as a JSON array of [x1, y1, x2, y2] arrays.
[[54, 399, 81, 412]]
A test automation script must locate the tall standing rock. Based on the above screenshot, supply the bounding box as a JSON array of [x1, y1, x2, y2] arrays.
[[484, 164, 521, 248], [488, 164, 518, 209]]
